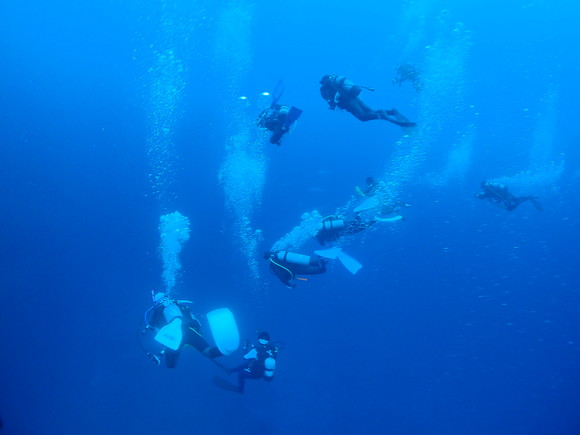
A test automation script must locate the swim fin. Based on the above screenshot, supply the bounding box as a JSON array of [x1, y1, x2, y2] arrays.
[[383, 109, 416, 128], [270, 79, 285, 108], [314, 247, 342, 260], [314, 247, 363, 275], [354, 196, 380, 213], [154, 318, 183, 351], [374, 213, 403, 223], [213, 376, 242, 393], [270, 128, 285, 145], [207, 308, 240, 356], [211, 358, 232, 374], [283, 106, 303, 129], [337, 250, 363, 275]]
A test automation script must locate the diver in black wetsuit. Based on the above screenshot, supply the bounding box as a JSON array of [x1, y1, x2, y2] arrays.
[[257, 104, 302, 145], [319, 74, 416, 127], [257, 80, 302, 145], [213, 331, 280, 394], [265, 250, 327, 288], [315, 215, 376, 245], [475, 181, 543, 211], [143, 292, 223, 368], [358, 176, 412, 211]]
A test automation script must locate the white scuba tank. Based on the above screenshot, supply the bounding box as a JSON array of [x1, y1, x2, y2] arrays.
[[338, 77, 355, 93], [277, 251, 311, 266], [264, 357, 276, 377], [163, 302, 182, 323], [319, 219, 345, 232]]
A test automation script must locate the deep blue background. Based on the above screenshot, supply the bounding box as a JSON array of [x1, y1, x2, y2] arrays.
[[1, 1, 579, 434]]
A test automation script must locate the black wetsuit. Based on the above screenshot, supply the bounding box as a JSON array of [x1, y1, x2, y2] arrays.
[[320, 74, 416, 126], [320, 75, 380, 121], [230, 343, 278, 393], [257, 104, 289, 145], [268, 251, 327, 287], [214, 342, 279, 394], [476, 182, 542, 212]]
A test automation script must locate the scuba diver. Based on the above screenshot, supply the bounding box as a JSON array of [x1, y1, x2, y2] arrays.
[[319, 74, 416, 127], [361, 176, 381, 196], [257, 80, 303, 145], [139, 291, 226, 368], [316, 208, 408, 246], [475, 181, 543, 212], [213, 331, 280, 394], [392, 62, 423, 92], [315, 215, 376, 245], [355, 176, 412, 213], [265, 250, 327, 288], [316, 177, 410, 245]]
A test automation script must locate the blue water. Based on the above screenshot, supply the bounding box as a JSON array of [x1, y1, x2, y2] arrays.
[[1, 1, 579, 434]]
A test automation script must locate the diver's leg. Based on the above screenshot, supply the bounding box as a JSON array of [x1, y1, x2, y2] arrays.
[[508, 197, 530, 211], [273, 264, 294, 288], [213, 376, 242, 393], [184, 326, 223, 358], [491, 197, 509, 210], [270, 126, 285, 145], [202, 346, 223, 358], [164, 350, 179, 368], [237, 372, 246, 394], [515, 196, 543, 211], [530, 197, 543, 211], [346, 99, 383, 121], [211, 371, 245, 393], [230, 363, 248, 373]]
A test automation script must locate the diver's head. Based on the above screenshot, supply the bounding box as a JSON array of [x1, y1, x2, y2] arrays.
[[366, 176, 376, 187], [263, 251, 273, 260], [320, 74, 334, 85], [153, 291, 167, 304], [257, 331, 270, 345]]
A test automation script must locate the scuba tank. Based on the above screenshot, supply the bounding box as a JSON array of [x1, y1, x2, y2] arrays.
[[334, 76, 362, 100], [276, 251, 312, 266], [162, 303, 183, 323], [264, 357, 276, 378], [139, 292, 195, 364], [319, 217, 345, 232]]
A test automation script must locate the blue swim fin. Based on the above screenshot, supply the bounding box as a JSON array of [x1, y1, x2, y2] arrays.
[[314, 247, 342, 260], [283, 106, 303, 129], [353, 196, 380, 213], [337, 250, 363, 275], [207, 308, 240, 356]]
